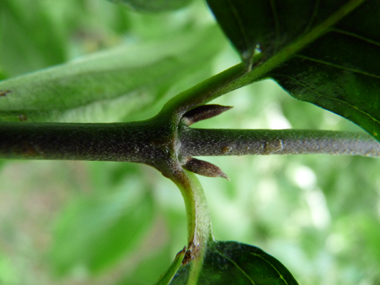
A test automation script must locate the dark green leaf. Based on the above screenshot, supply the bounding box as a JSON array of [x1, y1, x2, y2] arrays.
[[51, 187, 154, 275], [272, 1, 380, 140], [207, 0, 380, 141], [108, 0, 192, 12], [170, 241, 298, 284], [0, 25, 223, 123]]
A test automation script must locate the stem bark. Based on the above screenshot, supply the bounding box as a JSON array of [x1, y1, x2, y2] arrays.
[[1, 122, 379, 161]]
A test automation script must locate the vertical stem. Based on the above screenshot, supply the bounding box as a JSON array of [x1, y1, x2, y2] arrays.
[[171, 169, 213, 250], [169, 168, 213, 283]]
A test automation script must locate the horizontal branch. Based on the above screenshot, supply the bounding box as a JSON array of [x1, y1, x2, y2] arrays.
[[0, 121, 169, 166], [1, 123, 379, 167], [180, 128, 380, 157]]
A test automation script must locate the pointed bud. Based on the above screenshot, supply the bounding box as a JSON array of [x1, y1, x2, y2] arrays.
[[182, 104, 233, 126], [182, 157, 229, 180]]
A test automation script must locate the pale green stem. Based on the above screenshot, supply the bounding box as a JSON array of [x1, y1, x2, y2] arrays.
[[168, 169, 213, 284], [170, 169, 213, 248]]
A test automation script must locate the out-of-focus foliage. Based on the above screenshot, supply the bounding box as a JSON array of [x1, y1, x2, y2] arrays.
[[0, 0, 224, 124], [0, 0, 379, 285], [51, 179, 155, 275], [0, 25, 223, 123]]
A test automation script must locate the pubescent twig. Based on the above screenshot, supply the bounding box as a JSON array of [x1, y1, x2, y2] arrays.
[[1, 122, 379, 162]]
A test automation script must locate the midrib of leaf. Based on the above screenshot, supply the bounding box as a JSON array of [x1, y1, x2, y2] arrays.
[[249, 252, 289, 285], [230, 0, 367, 89], [295, 55, 380, 79], [214, 249, 256, 284], [332, 28, 380, 47]]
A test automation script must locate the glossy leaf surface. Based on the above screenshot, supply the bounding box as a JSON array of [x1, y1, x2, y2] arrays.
[[108, 0, 192, 12], [170, 241, 298, 284], [207, 0, 380, 141], [0, 26, 222, 123]]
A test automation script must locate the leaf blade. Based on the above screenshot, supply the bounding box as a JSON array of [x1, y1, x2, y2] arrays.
[[207, 0, 380, 140], [170, 241, 298, 284], [0, 25, 223, 123], [271, 1, 380, 139]]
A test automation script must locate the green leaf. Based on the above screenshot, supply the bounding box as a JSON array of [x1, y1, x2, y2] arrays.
[[0, 25, 223, 123], [107, 0, 192, 12], [170, 241, 298, 285], [51, 186, 154, 275], [207, 0, 380, 141]]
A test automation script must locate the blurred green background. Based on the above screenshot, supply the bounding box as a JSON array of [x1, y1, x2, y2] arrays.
[[0, 0, 380, 284]]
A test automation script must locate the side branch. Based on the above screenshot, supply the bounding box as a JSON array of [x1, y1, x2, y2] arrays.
[[180, 128, 380, 158]]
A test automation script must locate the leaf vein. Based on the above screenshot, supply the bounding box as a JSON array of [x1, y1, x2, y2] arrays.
[[331, 28, 380, 47], [270, 0, 280, 51], [214, 250, 256, 284], [226, 0, 251, 60], [305, 0, 321, 32], [249, 252, 289, 285], [236, 0, 367, 89], [296, 55, 380, 80], [281, 75, 380, 128]]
